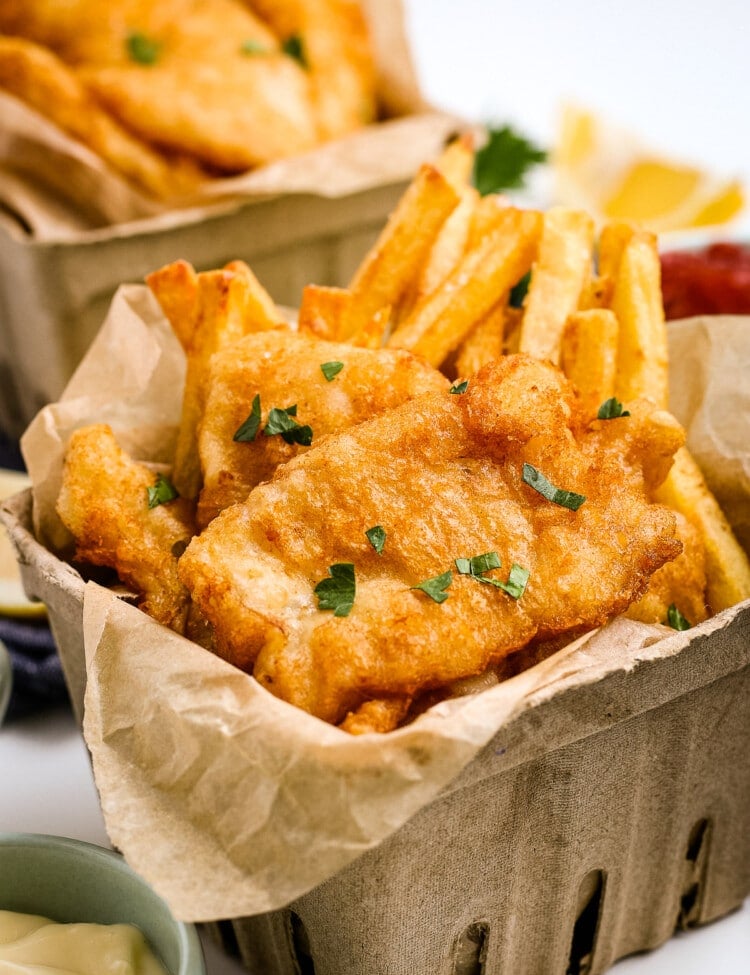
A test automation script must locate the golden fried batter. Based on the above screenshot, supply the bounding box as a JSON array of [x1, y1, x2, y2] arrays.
[[179, 355, 685, 725], [56, 424, 195, 632], [196, 330, 449, 529]]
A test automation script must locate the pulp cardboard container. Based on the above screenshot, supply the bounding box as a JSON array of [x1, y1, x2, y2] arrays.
[[0, 0, 461, 438], [2, 486, 749, 975]]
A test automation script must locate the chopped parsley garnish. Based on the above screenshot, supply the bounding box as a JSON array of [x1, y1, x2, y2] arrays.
[[450, 380, 469, 394], [455, 551, 529, 599], [522, 463, 586, 511], [233, 394, 262, 442], [365, 525, 386, 555], [240, 38, 270, 56], [126, 32, 161, 65], [666, 603, 691, 631], [314, 563, 356, 617], [597, 397, 631, 420], [472, 125, 547, 197], [147, 473, 178, 509], [234, 396, 312, 445], [282, 33, 308, 69], [411, 571, 452, 604], [320, 360, 344, 382], [263, 405, 313, 446], [455, 551, 501, 576], [509, 270, 531, 308]]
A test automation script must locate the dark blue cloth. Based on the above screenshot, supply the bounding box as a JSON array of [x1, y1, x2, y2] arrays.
[[0, 617, 69, 721], [1, 433, 69, 721]]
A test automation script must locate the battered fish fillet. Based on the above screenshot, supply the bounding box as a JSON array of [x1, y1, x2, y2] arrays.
[[196, 330, 449, 529], [56, 424, 195, 632], [179, 355, 685, 725]]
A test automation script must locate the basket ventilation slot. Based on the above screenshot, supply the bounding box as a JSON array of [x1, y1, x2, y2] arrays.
[[677, 818, 712, 930], [452, 921, 489, 975], [289, 911, 316, 975], [567, 869, 605, 975]]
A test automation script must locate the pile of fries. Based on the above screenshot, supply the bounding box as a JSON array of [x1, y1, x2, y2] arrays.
[[55, 136, 750, 732], [0, 0, 377, 199]]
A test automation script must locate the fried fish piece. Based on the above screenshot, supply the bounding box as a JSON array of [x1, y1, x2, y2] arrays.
[[196, 329, 449, 529], [1, 0, 319, 171], [0, 36, 204, 199], [179, 355, 684, 726], [243, 0, 377, 140], [56, 424, 195, 632]]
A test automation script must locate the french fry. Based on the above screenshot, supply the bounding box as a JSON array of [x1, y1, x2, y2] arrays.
[[349, 305, 391, 349], [597, 221, 636, 281], [560, 309, 619, 417], [342, 164, 460, 339], [170, 264, 284, 499], [297, 285, 352, 341], [655, 448, 750, 613], [435, 132, 475, 189], [609, 230, 669, 409], [467, 193, 512, 249], [578, 273, 614, 310], [502, 306, 523, 354], [396, 184, 479, 322], [388, 207, 542, 367], [146, 259, 200, 349], [518, 207, 595, 364], [454, 300, 507, 378]]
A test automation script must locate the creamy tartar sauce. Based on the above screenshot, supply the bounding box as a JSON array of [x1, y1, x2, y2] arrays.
[[0, 909, 168, 975]]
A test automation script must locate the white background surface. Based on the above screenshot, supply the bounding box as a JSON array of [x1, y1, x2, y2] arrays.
[[2, 2, 750, 973]]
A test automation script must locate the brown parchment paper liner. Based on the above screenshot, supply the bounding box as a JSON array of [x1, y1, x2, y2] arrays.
[[0, 0, 464, 241], [19, 292, 750, 920]]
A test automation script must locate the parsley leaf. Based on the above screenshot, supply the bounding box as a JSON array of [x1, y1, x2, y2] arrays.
[[365, 525, 386, 555], [282, 33, 308, 69], [233, 394, 262, 442], [509, 270, 531, 308], [597, 397, 631, 420], [147, 473, 178, 509], [321, 360, 344, 382], [450, 380, 469, 394], [472, 125, 547, 196], [263, 405, 313, 446], [455, 552, 529, 599], [455, 552, 501, 576], [411, 571, 452, 604], [240, 38, 270, 56], [314, 563, 356, 617], [126, 32, 161, 65], [666, 603, 691, 631], [522, 463, 586, 511]]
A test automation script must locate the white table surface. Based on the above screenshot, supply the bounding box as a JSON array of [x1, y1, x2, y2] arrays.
[[2, 3, 750, 973]]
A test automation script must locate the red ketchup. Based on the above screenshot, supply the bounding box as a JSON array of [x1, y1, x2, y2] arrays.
[[660, 243, 750, 320]]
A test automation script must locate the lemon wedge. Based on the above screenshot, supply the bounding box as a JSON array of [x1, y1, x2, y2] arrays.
[[0, 469, 46, 619], [554, 104, 745, 233]]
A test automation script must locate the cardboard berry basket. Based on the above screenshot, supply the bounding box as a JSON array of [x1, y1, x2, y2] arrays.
[[0, 0, 461, 437], [1, 291, 749, 974]]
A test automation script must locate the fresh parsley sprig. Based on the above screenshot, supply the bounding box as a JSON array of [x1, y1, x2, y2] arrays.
[[282, 33, 308, 69], [472, 125, 547, 197], [455, 551, 529, 599], [411, 571, 453, 604], [147, 473, 178, 509], [597, 397, 631, 420], [126, 32, 161, 65], [233, 395, 313, 446], [450, 380, 469, 394], [321, 361, 344, 382], [666, 603, 691, 631], [522, 463, 586, 511], [314, 563, 356, 617], [365, 525, 386, 555]]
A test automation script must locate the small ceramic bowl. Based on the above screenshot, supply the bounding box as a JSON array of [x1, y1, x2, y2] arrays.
[[0, 833, 205, 975], [0, 639, 11, 723]]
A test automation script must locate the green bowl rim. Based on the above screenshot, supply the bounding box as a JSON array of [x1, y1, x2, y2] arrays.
[[0, 832, 205, 975]]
